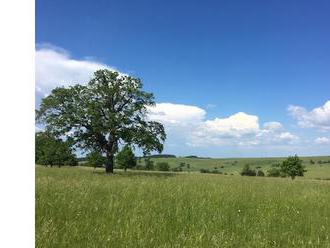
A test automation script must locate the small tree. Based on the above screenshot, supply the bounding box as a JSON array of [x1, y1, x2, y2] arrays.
[[116, 145, 136, 171], [280, 155, 305, 180], [35, 132, 77, 167], [86, 151, 106, 168]]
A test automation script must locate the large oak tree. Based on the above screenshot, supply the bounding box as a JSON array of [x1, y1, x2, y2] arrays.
[[36, 69, 166, 173]]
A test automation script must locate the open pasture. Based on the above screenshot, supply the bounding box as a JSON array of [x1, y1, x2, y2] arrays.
[[138, 156, 330, 179], [36, 166, 330, 247]]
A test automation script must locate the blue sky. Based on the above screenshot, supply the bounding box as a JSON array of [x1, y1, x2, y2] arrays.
[[36, 0, 330, 157]]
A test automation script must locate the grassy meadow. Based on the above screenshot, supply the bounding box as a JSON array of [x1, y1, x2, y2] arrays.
[[36, 163, 330, 247], [137, 156, 330, 179]]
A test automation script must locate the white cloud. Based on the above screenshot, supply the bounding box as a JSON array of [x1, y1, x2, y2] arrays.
[[35, 45, 302, 154], [36, 44, 115, 96], [147, 103, 205, 126], [278, 132, 298, 142], [148, 104, 297, 148], [263, 121, 283, 131], [288, 100, 330, 131], [202, 112, 259, 138], [314, 137, 330, 145]]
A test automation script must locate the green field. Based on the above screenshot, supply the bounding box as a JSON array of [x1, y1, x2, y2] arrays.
[[137, 156, 330, 179], [36, 164, 330, 247]]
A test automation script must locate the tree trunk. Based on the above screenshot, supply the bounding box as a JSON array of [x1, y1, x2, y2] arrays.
[[105, 152, 114, 173]]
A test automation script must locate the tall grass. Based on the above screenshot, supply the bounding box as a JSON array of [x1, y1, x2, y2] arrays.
[[36, 166, 330, 247]]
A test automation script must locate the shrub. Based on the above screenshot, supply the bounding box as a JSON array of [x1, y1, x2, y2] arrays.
[[156, 162, 170, 171], [240, 164, 256, 176], [256, 170, 265, 177], [267, 167, 280, 177], [200, 168, 223, 174], [200, 168, 210, 173]]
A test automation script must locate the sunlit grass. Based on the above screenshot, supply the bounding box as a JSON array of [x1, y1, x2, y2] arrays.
[[36, 166, 330, 247]]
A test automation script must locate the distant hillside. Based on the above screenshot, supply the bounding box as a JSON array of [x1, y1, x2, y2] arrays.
[[184, 155, 211, 159], [137, 155, 330, 179], [143, 154, 176, 158]]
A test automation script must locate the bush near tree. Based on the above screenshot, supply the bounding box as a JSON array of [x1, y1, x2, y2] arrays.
[[86, 151, 106, 168], [116, 145, 136, 171], [267, 167, 281, 177], [35, 132, 77, 167]]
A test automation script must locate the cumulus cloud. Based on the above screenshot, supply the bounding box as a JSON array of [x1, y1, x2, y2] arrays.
[[36, 44, 300, 152], [277, 132, 298, 142], [202, 112, 259, 138], [288, 100, 330, 131], [263, 121, 283, 131], [314, 137, 330, 145], [148, 103, 297, 148], [147, 103, 206, 126], [36, 44, 115, 97]]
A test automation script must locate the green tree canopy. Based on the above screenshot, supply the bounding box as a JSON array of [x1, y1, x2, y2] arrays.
[[116, 145, 136, 171], [36, 69, 166, 173], [280, 155, 305, 179], [35, 132, 77, 167], [86, 151, 106, 168]]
